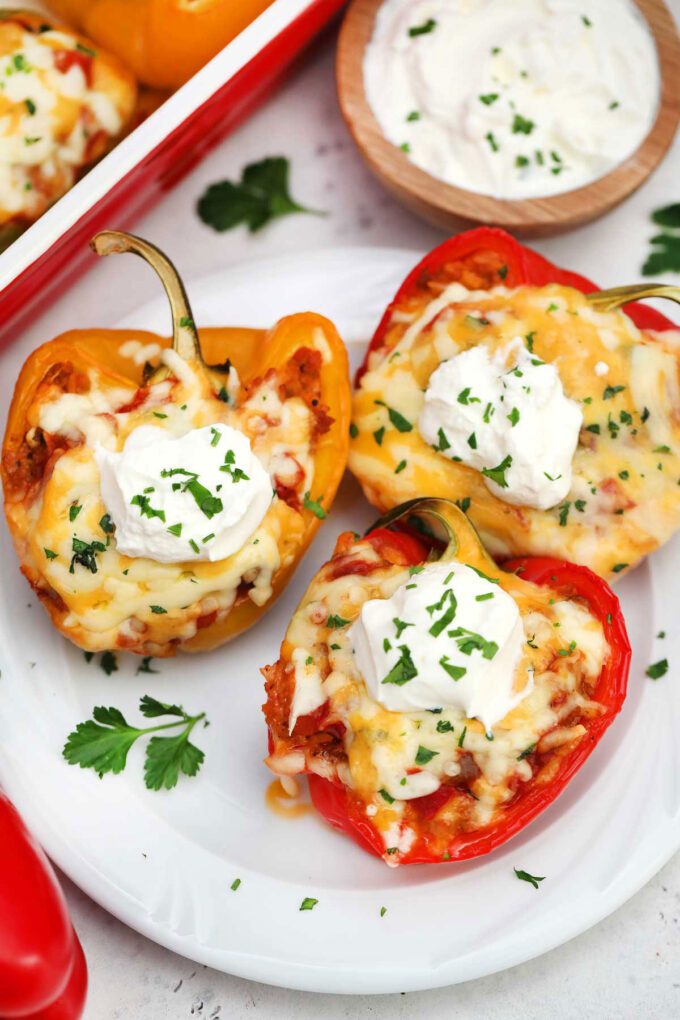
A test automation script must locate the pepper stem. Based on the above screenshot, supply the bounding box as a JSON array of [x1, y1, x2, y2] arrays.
[[368, 497, 463, 561], [585, 282, 680, 314], [90, 231, 203, 366]]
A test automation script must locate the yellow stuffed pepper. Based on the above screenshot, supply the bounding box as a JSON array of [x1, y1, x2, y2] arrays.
[[1, 231, 351, 657]]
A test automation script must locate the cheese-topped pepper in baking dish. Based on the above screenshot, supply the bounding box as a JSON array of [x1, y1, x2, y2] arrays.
[[0, 11, 136, 246], [1, 231, 351, 657], [263, 497, 630, 866], [349, 227, 680, 581], [48, 0, 275, 90]]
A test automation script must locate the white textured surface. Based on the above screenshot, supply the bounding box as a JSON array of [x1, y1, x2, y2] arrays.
[[4, 13, 680, 1018]]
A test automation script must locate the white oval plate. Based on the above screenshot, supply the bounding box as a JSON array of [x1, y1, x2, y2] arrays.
[[0, 248, 678, 995]]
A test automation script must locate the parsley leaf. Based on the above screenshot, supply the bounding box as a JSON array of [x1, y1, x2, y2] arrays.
[[481, 454, 512, 488], [303, 491, 326, 519], [63, 695, 206, 790], [646, 658, 668, 679], [300, 897, 318, 911], [197, 157, 319, 233], [327, 614, 350, 629], [514, 867, 545, 889], [415, 745, 438, 765], [382, 645, 418, 686], [408, 18, 436, 36]]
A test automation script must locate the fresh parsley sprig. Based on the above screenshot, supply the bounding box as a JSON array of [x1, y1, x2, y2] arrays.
[[63, 694, 207, 791], [197, 157, 322, 234]]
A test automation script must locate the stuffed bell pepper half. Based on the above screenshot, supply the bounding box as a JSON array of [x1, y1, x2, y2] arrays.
[[349, 227, 680, 581], [1, 231, 351, 657], [0, 10, 137, 246], [263, 498, 630, 865]]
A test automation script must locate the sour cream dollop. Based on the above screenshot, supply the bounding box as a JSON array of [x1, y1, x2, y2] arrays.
[[350, 562, 529, 731], [95, 423, 272, 564], [418, 340, 583, 510], [364, 0, 659, 199]]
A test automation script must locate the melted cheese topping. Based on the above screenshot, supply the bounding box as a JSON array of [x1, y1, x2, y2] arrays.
[[0, 21, 135, 225], [277, 538, 608, 851], [17, 351, 316, 653], [350, 283, 680, 578]]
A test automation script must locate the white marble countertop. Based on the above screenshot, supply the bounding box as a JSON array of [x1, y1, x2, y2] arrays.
[[9, 13, 680, 1018]]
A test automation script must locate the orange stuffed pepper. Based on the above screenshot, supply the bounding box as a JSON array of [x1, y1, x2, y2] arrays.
[[48, 0, 276, 90], [0, 11, 136, 244], [1, 231, 351, 657]]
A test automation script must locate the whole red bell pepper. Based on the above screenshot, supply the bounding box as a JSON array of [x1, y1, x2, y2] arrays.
[[264, 497, 631, 865], [0, 791, 87, 1019], [358, 225, 676, 384]]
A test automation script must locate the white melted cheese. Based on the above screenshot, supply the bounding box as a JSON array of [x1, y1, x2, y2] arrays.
[[0, 27, 123, 215], [349, 561, 530, 732], [364, 0, 659, 199], [419, 338, 583, 509], [95, 423, 272, 564]]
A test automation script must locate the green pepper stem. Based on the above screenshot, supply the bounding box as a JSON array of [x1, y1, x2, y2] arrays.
[[367, 497, 463, 561], [90, 230, 203, 366]]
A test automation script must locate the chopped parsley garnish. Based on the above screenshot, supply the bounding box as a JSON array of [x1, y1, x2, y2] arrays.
[[299, 896, 318, 911], [136, 657, 159, 675], [327, 614, 350, 629], [382, 645, 418, 686], [231, 878, 241, 891], [400, 142, 411, 153], [468, 565, 500, 584], [387, 407, 412, 432], [485, 131, 499, 152], [435, 427, 450, 451], [406, 110, 421, 121], [449, 626, 499, 660], [76, 42, 97, 56], [394, 460, 407, 474], [498, 264, 508, 279], [515, 155, 529, 168], [167, 523, 182, 536], [525, 331, 536, 352], [427, 588, 458, 637], [100, 651, 118, 676], [558, 640, 577, 656], [512, 114, 535, 135], [131, 493, 166, 522], [408, 18, 436, 36], [69, 503, 82, 522], [517, 743, 536, 761], [458, 725, 467, 748], [393, 617, 413, 638], [150, 605, 167, 614], [507, 407, 520, 427], [481, 454, 512, 488], [303, 492, 326, 519], [479, 93, 499, 105], [467, 432, 477, 449], [44, 548, 58, 559], [436, 719, 454, 733], [379, 788, 395, 804], [612, 563, 628, 573], [70, 537, 105, 574], [349, 423, 359, 438], [373, 426, 385, 446], [439, 655, 466, 681], [514, 868, 545, 889], [24, 98, 36, 115], [558, 502, 570, 526], [99, 514, 114, 534], [646, 659, 668, 679], [161, 467, 224, 516], [380, 906, 387, 916], [574, 499, 586, 512], [475, 592, 494, 602], [603, 385, 625, 400], [585, 424, 601, 434], [456, 497, 471, 514], [415, 745, 438, 765]]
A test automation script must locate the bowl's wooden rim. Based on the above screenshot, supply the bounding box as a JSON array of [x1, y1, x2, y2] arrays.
[[336, 0, 680, 237]]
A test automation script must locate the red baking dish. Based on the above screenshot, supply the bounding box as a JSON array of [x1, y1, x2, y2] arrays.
[[0, 0, 346, 341]]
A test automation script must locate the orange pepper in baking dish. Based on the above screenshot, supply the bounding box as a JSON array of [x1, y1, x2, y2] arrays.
[[1, 231, 351, 657], [48, 0, 276, 90]]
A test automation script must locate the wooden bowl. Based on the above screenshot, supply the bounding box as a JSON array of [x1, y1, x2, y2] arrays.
[[337, 0, 680, 238]]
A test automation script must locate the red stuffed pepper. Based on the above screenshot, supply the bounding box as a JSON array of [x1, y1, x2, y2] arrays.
[[350, 227, 680, 581], [263, 498, 630, 865]]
